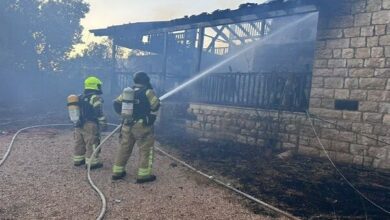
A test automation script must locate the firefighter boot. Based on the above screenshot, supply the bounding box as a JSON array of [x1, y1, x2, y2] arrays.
[[136, 175, 156, 184]]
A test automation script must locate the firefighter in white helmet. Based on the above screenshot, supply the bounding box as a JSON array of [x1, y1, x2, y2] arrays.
[[69, 76, 107, 169], [112, 72, 160, 183]]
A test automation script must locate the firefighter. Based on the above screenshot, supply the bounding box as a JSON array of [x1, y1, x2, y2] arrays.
[[72, 76, 106, 169], [112, 72, 160, 183]]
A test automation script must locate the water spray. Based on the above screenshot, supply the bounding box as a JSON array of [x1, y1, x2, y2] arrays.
[[160, 12, 318, 101], [1, 12, 319, 220]]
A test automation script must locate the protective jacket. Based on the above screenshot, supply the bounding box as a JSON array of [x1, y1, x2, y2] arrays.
[[113, 84, 160, 126], [78, 89, 105, 127]]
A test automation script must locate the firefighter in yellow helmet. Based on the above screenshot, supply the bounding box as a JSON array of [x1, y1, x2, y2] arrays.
[[112, 72, 160, 183], [73, 76, 106, 169]]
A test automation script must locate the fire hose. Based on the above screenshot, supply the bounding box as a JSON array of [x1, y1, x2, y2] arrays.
[[0, 122, 300, 220]]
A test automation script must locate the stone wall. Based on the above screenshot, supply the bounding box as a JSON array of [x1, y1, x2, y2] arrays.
[[185, 0, 390, 170]]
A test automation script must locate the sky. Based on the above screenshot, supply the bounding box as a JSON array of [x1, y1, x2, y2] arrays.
[[80, 0, 267, 43]]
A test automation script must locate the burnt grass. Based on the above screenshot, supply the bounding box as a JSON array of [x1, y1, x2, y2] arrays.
[[157, 133, 390, 220]]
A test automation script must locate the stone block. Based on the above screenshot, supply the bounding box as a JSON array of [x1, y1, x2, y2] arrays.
[[313, 68, 333, 76], [372, 10, 390, 24], [351, 0, 367, 14], [344, 27, 361, 37], [368, 147, 387, 159], [311, 88, 324, 98], [361, 26, 374, 37], [348, 68, 374, 77], [344, 78, 359, 89], [347, 59, 364, 67], [298, 146, 320, 156], [355, 48, 371, 58], [352, 122, 374, 134], [319, 29, 343, 39], [338, 131, 356, 142], [323, 89, 335, 98], [357, 135, 378, 146], [359, 78, 387, 89], [378, 135, 390, 145], [321, 99, 335, 109], [383, 114, 390, 125], [359, 101, 379, 112], [379, 35, 390, 45], [372, 125, 390, 136], [375, 68, 390, 77], [333, 68, 348, 77], [351, 37, 367, 47], [371, 47, 384, 57], [367, 0, 382, 12], [342, 111, 362, 121], [333, 49, 342, 58], [316, 48, 333, 58], [350, 90, 367, 100], [310, 108, 342, 119], [368, 90, 390, 101], [335, 89, 350, 99], [367, 36, 379, 47], [328, 59, 347, 68], [354, 13, 373, 26], [311, 76, 323, 87], [363, 112, 383, 123], [375, 25, 386, 36], [331, 141, 350, 153], [330, 15, 354, 28], [327, 38, 350, 48], [324, 77, 344, 88], [342, 48, 354, 58], [379, 103, 390, 114], [385, 47, 390, 57], [314, 59, 328, 68], [309, 98, 321, 108], [364, 58, 386, 67], [337, 121, 353, 130], [350, 144, 368, 156], [321, 128, 339, 139]]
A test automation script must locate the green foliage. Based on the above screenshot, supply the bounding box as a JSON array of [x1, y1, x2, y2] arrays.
[[65, 40, 113, 79], [0, 0, 89, 74]]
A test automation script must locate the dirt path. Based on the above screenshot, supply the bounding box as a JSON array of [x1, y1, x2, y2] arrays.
[[0, 128, 279, 220]]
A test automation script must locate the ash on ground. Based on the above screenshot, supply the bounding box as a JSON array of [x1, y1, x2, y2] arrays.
[[157, 133, 390, 220]]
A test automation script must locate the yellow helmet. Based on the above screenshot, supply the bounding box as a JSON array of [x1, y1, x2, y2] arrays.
[[84, 76, 103, 91]]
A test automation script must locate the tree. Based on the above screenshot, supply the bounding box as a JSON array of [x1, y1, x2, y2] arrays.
[[0, 0, 89, 104]]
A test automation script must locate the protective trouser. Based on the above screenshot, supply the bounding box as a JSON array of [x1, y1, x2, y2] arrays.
[[113, 122, 154, 180], [73, 121, 101, 165]]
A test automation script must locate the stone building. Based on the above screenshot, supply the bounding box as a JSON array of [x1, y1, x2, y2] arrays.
[[92, 0, 390, 170], [187, 0, 390, 170]]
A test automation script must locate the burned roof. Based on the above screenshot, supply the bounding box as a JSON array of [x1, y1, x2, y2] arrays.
[[91, 0, 334, 38]]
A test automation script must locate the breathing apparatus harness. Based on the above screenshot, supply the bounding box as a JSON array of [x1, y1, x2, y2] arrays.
[[120, 85, 156, 127], [67, 90, 102, 127]]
